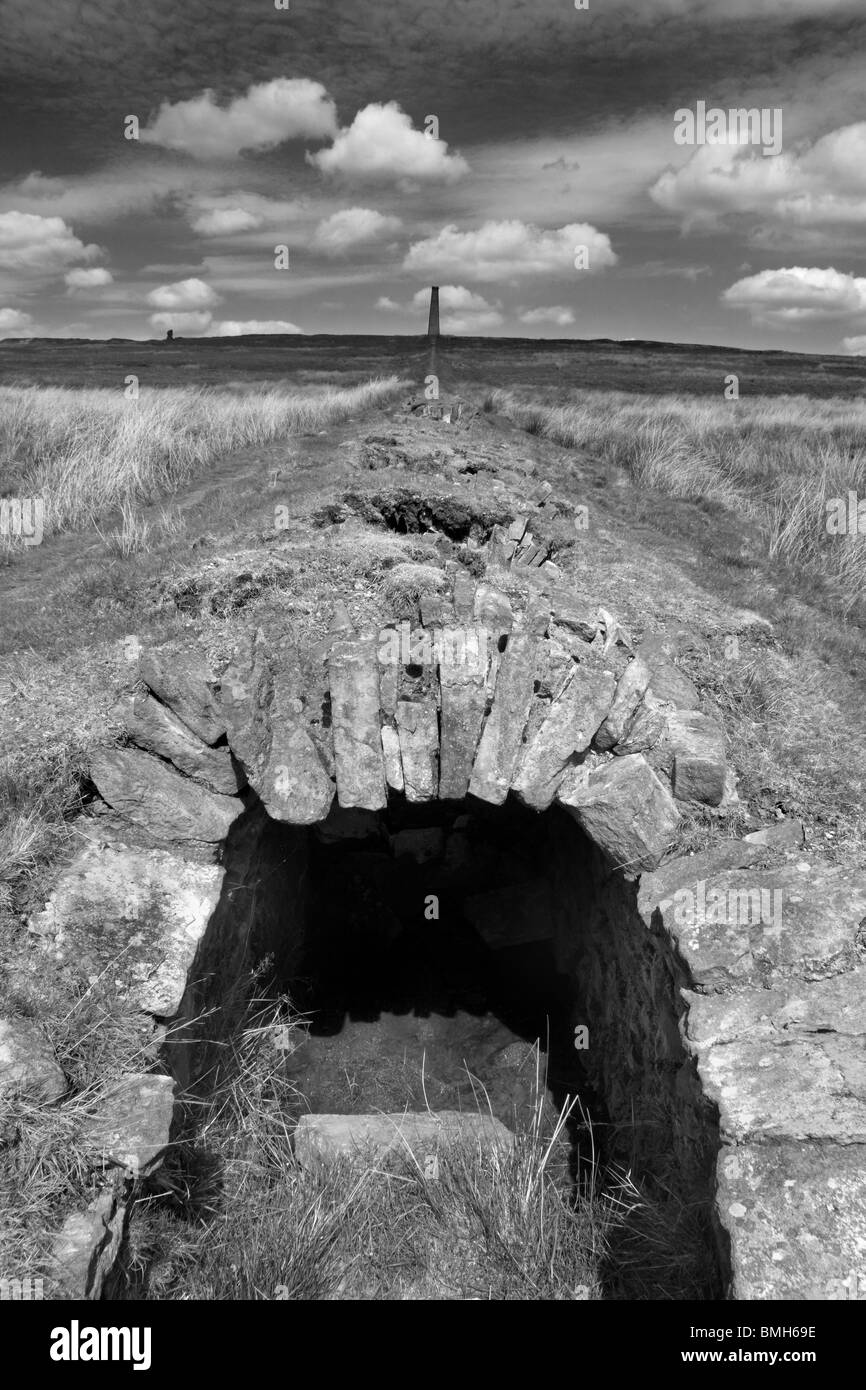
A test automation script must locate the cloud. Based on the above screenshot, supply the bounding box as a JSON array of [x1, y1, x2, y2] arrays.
[[184, 193, 305, 237], [316, 207, 402, 255], [146, 277, 220, 310], [403, 220, 616, 281], [199, 254, 380, 297], [651, 122, 866, 233], [376, 296, 401, 311], [140, 78, 338, 159], [842, 335, 866, 354], [205, 319, 303, 336], [148, 311, 213, 335], [65, 267, 114, 289], [191, 207, 264, 236], [410, 284, 503, 332], [0, 166, 227, 225], [518, 305, 575, 325], [309, 103, 469, 185], [0, 211, 101, 273], [0, 307, 36, 336], [722, 266, 866, 325], [620, 261, 712, 280]]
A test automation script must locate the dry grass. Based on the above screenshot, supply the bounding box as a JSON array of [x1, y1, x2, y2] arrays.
[[0, 378, 407, 540], [0, 960, 164, 1282], [487, 387, 866, 617], [0, 748, 85, 909], [105, 994, 714, 1302], [108, 998, 643, 1301]]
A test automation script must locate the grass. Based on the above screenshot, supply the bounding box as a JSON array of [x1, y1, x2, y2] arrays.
[[0, 962, 164, 1284], [105, 993, 714, 1301], [0, 743, 166, 1282], [0, 747, 85, 914], [114, 998, 598, 1300], [0, 377, 407, 541], [485, 387, 866, 619]]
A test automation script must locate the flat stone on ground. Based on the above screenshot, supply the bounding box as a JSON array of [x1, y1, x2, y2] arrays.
[[0, 1017, 66, 1101], [49, 1183, 126, 1300], [294, 1111, 515, 1168], [83, 1073, 175, 1176]]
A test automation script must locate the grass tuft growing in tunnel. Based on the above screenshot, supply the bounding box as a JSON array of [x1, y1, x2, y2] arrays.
[[116, 992, 626, 1301]]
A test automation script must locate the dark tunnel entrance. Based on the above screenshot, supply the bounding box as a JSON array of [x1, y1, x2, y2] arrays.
[[211, 790, 730, 1299], [284, 796, 591, 1136]]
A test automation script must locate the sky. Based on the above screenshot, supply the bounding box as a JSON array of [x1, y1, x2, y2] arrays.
[[0, 0, 865, 351]]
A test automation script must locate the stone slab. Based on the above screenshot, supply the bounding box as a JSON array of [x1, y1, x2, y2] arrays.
[[558, 752, 680, 873], [328, 638, 387, 810], [513, 661, 615, 810], [90, 746, 243, 844], [139, 643, 224, 744], [120, 691, 245, 795], [294, 1111, 515, 1168], [28, 841, 225, 1017], [468, 632, 540, 805]]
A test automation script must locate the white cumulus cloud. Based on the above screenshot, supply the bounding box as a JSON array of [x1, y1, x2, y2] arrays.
[[65, 267, 114, 289], [140, 78, 338, 159], [651, 123, 866, 233], [0, 211, 100, 273], [723, 266, 866, 325], [146, 277, 220, 310], [191, 208, 264, 236], [842, 335, 866, 354], [0, 307, 36, 336], [206, 320, 303, 336], [309, 103, 469, 185], [403, 220, 616, 281], [316, 207, 402, 255], [518, 305, 575, 326]]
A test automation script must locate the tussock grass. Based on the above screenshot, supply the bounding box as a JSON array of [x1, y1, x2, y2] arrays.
[[112, 994, 711, 1301], [0, 746, 161, 1278], [487, 387, 866, 615], [0, 960, 165, 1281], [0, 747, 85, 906], [0, 378, 407, 539], [113, 997, 635, 1301]]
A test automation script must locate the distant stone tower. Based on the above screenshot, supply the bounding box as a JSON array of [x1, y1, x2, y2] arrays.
[[427, 286, 440, 339], [165, 329, 174, 342]]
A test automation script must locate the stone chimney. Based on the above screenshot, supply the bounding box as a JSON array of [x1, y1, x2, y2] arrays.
[[427, 286, 440, 339]]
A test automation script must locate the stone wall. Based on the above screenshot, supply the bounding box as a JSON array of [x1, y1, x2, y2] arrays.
[[548, 812, 727, 1293], [165, 804, 312, 1094]]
